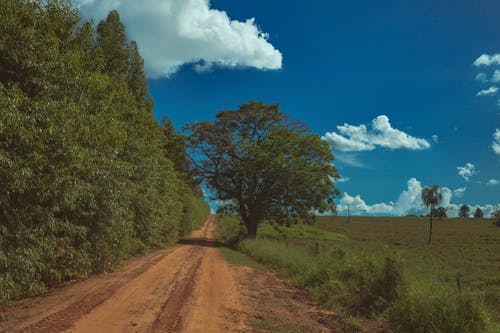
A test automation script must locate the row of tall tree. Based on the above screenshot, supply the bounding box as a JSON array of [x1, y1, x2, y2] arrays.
[[0, 1, 209, 302]]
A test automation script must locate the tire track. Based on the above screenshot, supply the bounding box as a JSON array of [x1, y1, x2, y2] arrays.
[[15, 247, 180, 333], [149, 250, 203, 333]]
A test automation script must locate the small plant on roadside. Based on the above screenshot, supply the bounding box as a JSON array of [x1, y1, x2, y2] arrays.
[[345, 314, 363, 331]]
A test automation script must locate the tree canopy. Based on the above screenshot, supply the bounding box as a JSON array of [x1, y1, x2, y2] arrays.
[[459, 204, 470, 218], [431, 206, 447, 219], [186, 101, 339, 237]]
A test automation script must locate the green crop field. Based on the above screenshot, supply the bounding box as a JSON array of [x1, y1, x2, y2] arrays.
[[219, 215, 500, 333]]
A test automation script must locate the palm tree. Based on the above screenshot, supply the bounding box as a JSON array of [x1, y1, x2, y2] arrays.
[[421, 185, 442, 244]]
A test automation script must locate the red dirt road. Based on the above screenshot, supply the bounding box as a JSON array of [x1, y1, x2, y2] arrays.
[[1, 215, 383, 333], [1, 216, 248, 333]]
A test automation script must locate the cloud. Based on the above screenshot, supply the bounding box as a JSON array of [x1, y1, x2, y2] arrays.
[[475, 72, 488, 83], [476, 86, 498, 96], [393, 178, 426, 215], [74, 0, 282, 77], [431, 135, 438, 143], [493, 129, 500, 155], [338, 193, 394, 216], [336, 176, 350, 183], [487, 179, 499, 186], [334, 153, 368, 168], [493, 70, 500, 83], [452, 187, 466, 197], [457, 163, 477, 182], [337, 178, 499, 217], [322, 115, 430, 152], [473, 54, 500, 67]]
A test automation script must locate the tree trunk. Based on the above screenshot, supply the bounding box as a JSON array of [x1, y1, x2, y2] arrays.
[[428, 206, 433, 244], [245, 219, 258, 238], [241, 205, 261, 238]]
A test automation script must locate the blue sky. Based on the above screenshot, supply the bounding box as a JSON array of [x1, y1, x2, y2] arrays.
[[76, 0, 499, 216]]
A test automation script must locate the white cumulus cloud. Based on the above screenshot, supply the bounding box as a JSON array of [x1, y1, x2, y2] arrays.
[[493, 129, 500, 155], [476, 86, 498, 96], [473, 54, 500, 67], [457, 163, 477, 182], [74, 0, 282, 77], [393, 178, 426, 216], [338, 193, 394, 216], [322, 115, 430, 152], [487, 179, 499, 186]]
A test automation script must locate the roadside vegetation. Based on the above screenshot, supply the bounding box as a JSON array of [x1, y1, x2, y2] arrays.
[[218, 215, 500, 333], [0, 1, 209, 304]]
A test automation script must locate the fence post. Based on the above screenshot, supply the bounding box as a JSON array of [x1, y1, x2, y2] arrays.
[[456, 273, 462, 295]]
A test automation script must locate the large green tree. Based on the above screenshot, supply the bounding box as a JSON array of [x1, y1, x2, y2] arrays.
[[186, 101, 339, 237], [421, 185, 442, 244]]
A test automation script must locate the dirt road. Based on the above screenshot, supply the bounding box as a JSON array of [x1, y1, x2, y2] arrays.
[[1, 215, 379, 333], [1, 215, 248, 333]]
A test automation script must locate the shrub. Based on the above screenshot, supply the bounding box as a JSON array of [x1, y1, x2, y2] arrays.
[[218, 215, 247, 245], [347, 256, 404, 314], [387, 289, 492, 333]]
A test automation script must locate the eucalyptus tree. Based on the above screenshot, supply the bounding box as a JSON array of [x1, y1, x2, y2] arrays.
[[186, 101, 339, 237], [421, 185, 442, 244]]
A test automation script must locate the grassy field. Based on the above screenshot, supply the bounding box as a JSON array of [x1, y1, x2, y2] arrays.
[[315, 216, 500, 308], [218, 215, 500, 333]]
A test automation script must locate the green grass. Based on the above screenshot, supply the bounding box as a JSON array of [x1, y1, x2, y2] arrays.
[[258, 223, 347, 241], [315, 216, 500, 314], [217, 246, 264, 271], [218, 215, 500, 333]]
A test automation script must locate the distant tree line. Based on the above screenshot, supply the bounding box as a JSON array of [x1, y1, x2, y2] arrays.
[[425, 204, 488, 219], [422, 204, 490, 219], [458, 204, 485, 219], [0, 0, 209, 302]]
